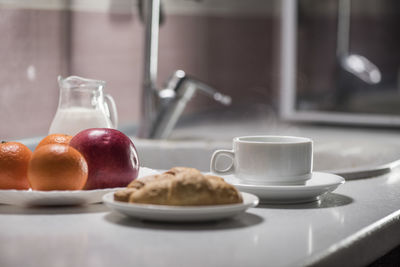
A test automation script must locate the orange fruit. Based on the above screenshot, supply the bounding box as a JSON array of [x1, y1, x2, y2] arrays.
[[0, 141, 32, 190], [28, 144, 88, 191], [35, 134, 72, 150]]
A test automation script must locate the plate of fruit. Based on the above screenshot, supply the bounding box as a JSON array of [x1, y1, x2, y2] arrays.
[[0, 128, 157, 206]]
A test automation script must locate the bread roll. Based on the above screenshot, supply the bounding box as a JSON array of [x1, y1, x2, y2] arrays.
[[114, 167, 242, 205]]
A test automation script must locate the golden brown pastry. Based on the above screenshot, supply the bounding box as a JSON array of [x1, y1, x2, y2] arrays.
[[114, 188, 137, 202], [114, 173, 166, 201], [114, 167, 242, 205]]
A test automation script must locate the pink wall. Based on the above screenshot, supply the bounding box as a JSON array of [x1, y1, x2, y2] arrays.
[[0, 8, 278, 140], [0, 8, 68, 139]]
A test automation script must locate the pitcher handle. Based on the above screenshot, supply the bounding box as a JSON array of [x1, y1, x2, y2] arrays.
[[105, 94, 118, 129]]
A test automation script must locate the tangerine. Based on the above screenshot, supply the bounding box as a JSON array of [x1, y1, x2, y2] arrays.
[[35, 134, 72, 150], [0, 141, 32, 190], [28, 144, 88, 191]]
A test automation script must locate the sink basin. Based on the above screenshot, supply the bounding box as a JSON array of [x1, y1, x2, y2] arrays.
[[133, 139, 231, 172], [133, 138, 400, 179], [19, 133, 400, 180]]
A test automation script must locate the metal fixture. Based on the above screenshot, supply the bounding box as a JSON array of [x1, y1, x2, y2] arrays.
[[137, 0, 231, 139], [337, 0, 381, 84], [151, 70, 231, 139]]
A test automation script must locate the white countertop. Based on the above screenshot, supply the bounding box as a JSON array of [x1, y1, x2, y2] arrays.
[[4, 118, 400, 267], [1, 170, 400, 267]]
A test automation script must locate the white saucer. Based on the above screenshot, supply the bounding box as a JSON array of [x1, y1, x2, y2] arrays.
[[219, 172, 345, 204], [103, 192, 259, 222]]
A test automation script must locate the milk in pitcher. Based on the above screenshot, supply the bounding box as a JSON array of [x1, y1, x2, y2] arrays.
[[49, 107, 113, 136]]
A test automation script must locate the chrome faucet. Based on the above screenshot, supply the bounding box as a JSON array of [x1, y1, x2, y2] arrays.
[[150, 70, 231, 139], [336, 0, 381, 84], [137, 0, 231, 139], [334, 0, 382, 108]]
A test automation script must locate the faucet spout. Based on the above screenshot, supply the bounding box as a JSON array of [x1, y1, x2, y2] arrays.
[[149, 70, 232, 139]]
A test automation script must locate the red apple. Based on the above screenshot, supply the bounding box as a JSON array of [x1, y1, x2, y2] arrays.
[[69, 128, 139, 189]]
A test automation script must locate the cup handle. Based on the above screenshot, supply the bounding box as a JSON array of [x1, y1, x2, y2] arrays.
[[210, 149, 235, 175], [105, 94, 118, 129]]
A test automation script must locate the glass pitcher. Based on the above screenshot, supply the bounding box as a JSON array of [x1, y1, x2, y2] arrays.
[[49, 75, 118, 136]]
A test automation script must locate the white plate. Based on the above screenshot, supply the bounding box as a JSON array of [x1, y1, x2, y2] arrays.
[[0, 167, 159, 206], [0, 188, 123, 206], [221, 172, 345, 204], [103, 192, 259, 222]]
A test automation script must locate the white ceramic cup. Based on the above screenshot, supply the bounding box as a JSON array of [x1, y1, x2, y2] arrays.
[[210, 136, 313, 185]]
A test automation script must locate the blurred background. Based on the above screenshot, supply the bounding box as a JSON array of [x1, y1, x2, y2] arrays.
[[295, 0, 400, 116], [0, 0, 280, 139], [0, 0, 399, 139]]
